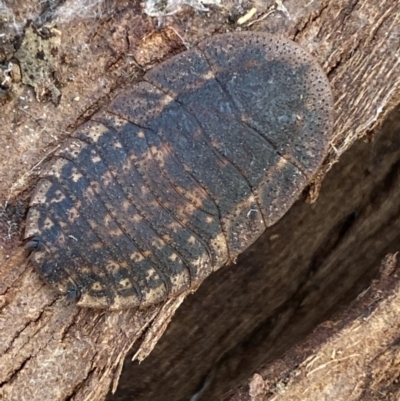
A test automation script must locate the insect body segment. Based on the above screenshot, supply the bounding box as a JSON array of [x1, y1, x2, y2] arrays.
[[25, 32, 333, 310]]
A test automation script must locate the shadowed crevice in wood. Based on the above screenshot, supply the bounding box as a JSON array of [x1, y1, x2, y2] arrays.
[[108, 105, 400, 401]]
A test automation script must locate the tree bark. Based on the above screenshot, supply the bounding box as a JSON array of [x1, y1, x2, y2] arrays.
[[1, 1, 400, 401], [225, 251, 400, 401]]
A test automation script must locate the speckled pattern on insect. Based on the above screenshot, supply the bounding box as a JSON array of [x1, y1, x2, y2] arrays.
[[25, 32, 334, 310]]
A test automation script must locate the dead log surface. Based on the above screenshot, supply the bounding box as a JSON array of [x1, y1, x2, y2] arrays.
[[1, 1, 400, 401], [226, 251, 400, 401]]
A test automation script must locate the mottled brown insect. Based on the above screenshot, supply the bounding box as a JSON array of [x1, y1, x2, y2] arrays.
[[25, 32, 334, 310]]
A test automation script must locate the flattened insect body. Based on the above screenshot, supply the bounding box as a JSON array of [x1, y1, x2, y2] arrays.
[[25, 32, 334, 310]]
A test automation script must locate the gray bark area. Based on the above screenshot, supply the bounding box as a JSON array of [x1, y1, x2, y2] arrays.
[[1, 1, 400, 400]]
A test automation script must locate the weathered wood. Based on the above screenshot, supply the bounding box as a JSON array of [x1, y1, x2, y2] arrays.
[[1, 1, 400, 401], [225, 252, 400, 401]]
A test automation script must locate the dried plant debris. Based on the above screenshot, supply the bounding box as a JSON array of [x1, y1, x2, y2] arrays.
[[0, 61, 20, 105], [52, 0, 114, 24], [14, 22, 62, 104], [0, 1, 23, 35], [0, 35, 15, 64], [25, 32, 334, 310], [144, 0, 221, 17]]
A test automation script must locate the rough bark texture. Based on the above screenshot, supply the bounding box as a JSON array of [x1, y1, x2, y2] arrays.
[[1, 1, 400, 401], [225, 252, 400, 401]]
